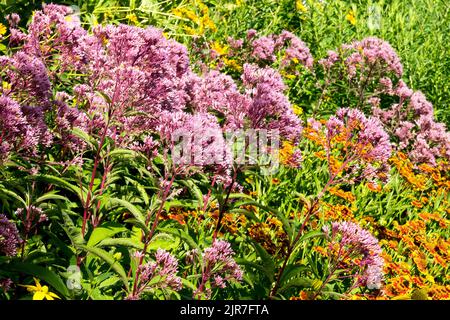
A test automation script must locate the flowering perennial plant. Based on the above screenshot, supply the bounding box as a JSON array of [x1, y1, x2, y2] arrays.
[[323, 221, 384, 290], [194, 240, 243, 299], [0, 4, 448, 302], [0, 214, 21, 257]]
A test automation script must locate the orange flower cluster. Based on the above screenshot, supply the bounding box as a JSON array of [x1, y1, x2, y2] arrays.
[[319, 202, 355, 222], [279, 140, 302, 168], [328, 186, 356, 202], [209, 210, 248, 235], [160, 206, 247, 236], [380, 217, 450, 299], [303, 123, 326, 147], [367, 182, 382, 192], [390, 152, 428, 190], [247, 216, 289, 256]]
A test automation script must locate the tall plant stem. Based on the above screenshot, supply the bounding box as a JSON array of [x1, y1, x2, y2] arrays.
[[212, 168, 238, 242], [131, 167, 177, 297], [269, 158, 348, 298]]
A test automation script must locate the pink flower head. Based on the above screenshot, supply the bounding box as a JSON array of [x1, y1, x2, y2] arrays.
[[325, 221, 384, 290]]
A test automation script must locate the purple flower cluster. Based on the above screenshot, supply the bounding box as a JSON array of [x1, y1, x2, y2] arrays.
[[0, 214, 21, 256], [324, 221, 384, 290], [1, 5, 305, 174], [372, 81, 450, 165], [137, 249, 182, 293], [320, 37, 403, 78], [324, 108, 392, 184], [158, 111, 233, 170], [241, 64, 303, 141], [0, 96, 50, 162], [228, 29, 313, 69], [195, 240, 243, 298], [188, 64, 303, 142], [251, 36, 276, 62]]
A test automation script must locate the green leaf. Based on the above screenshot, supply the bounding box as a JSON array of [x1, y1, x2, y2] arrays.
[[5, 262, 69, 297], [0, 188, 26, 206], [76, 245, 129, 291], [178, 179, 204, 208], [298, 230, 326, 243], [35, 175, 84, 198], [279, 264, 310, 286], [97, 237, 143, 250], [72, 127, 95, 149], [61, 211, 85, 246], [108, 198, 147, 230], [251, 242, 275, 283], [98, 276, 121, 289], [35, 192, 68, 203], [87, 222, 127, 247], [278, 277, 313, 293], [147, 233, 180, 251], [158, 226, 198, 249]]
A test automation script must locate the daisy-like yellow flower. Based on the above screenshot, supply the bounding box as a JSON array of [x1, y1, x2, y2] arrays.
[[211, 41, 228, 56], [0, 23, 7, 35], [20, 278, 60, 300], [292, 104, 303, 116], [346, 10, 357, 25], [296, 0, 308, 13], [127, 13, 139, 25]]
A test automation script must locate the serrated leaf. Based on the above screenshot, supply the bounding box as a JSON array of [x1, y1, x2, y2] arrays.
[[87, 222, 127, 247], [35, 175, 84, 198], [97, 237, 143, 250], [108, 198, 147, 229], [251, 242, 275, 283], [5, 262, 69, 297], [76, 245, 129, 291], [158, 226, 198, 249]]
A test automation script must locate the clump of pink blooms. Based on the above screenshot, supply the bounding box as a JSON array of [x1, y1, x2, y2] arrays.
[[14, 206, 48, 235], [309, 107, 392, 184], [319, 37, 450, 166], [0, 214, 21, 257], [323, 221, 384, 290], [194, 240, 243, 299], [128, 249, 182, 300], [0, 96, 50, 163], [319, 37, 403, 78], [371, 81, 450, 166], [0, 4, 304, 174], [209, 29, 313, 71]]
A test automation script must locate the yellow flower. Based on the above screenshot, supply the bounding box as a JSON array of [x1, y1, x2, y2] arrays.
[[2, 81, 11, 91], [211, 41, 228, 56], [292, 104, 303, 116], [20, 278, 60, 300], [0, 23, 7, 35], [296, 1, 308, 13], [346, 10, 357, 25], [127, 13, 139, 25]]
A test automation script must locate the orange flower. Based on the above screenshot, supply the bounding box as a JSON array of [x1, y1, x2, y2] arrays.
[[411, 200, 423, 208], [367, 182, 382, 192], [328, 186, 356, 202], [411, 251, 428, 274]]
